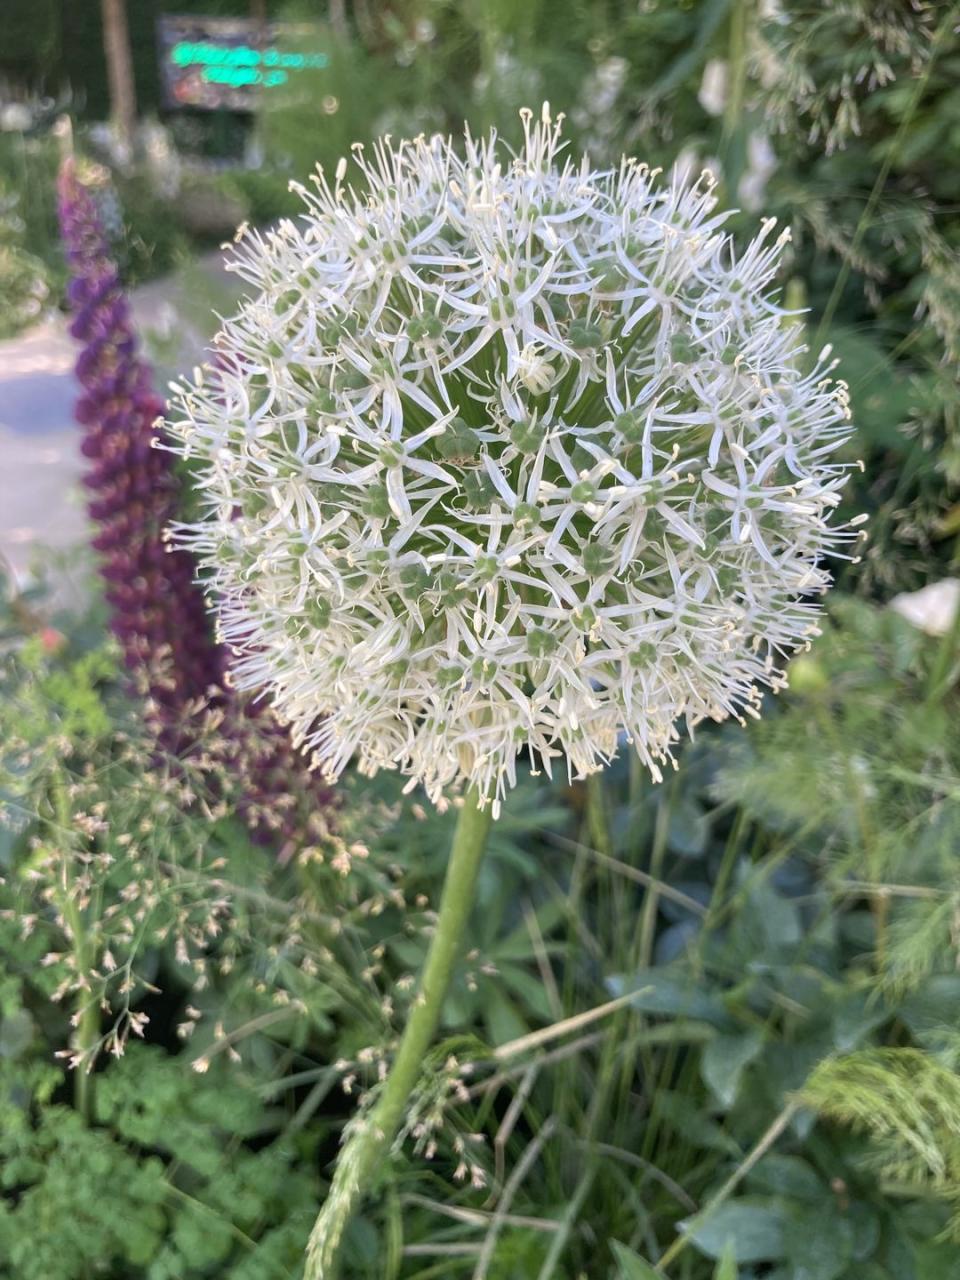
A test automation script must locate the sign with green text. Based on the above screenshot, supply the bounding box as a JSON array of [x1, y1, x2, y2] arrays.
[[157, 16, 328, 112]]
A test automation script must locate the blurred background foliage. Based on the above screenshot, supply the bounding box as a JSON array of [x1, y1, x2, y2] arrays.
[[3, 0, 959, 584], [2, 1, 960, 1277]]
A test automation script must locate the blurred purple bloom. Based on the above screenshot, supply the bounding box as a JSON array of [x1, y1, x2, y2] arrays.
[[57, 158, 332, 846]]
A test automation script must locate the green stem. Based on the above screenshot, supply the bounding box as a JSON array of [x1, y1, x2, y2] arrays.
[[722, 0, 749, 149], [584, 771, 613, 859], [52, 777, 98, 1123], [584, 771, 618, 960], [638, 783, 671, 972], [304, 786, 494, 1280]]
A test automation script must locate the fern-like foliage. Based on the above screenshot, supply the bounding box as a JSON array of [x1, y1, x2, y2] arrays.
[[801, 1048, 960, 1238], [715, 597, 960, 993]]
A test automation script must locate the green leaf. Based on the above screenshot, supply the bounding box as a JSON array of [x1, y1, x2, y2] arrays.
[[917, 1239, 960, 1279], [849, 1202, 881, 1261], [498, 962, 556, 1021], [899, 975, 960, 1043], [745, 1155, 824, 1203], [681, 1199, 787, 1263], [715, 1240, 738, 1280], [667, 795, 710, 857], [654, 1090, 742, 1156], [607, 969, 730, 1027], [701, 1030, 764, 1107], [784, 1203, 855, 1280], [0, 1010, 35, 1059], [483, 986, 528, 1046], [611, 1241, 665, 1279], [832, 989, 890, 1052], [745, 877, 802, 951]]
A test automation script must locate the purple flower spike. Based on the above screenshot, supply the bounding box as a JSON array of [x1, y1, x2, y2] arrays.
[[57, 158, 333, 849]]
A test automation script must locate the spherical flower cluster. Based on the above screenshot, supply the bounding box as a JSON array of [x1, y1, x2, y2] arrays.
[[167, 107, 858, 813]]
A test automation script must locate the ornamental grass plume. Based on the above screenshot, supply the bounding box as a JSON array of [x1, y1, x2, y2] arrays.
[[57, 157, 331, 847], [164, 108, 859, 1275]]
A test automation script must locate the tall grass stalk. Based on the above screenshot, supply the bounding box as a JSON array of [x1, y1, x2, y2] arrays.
[[658, 1099, 803, 1272], [51, 777, 99, 1122]]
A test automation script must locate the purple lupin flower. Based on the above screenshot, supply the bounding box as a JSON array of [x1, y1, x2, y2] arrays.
[[57, 158, 332, 846], [58, 159, 223, 708]]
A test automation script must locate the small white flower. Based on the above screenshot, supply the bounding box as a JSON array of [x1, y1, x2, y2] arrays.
[[516, 343, 559, 395], [739, 132, 778, 213], [698, 59, 728, 117], [890, 580, 960, 637], [166, 108, 856, 812]]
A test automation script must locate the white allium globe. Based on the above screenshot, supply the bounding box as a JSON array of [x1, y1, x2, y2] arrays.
[[167, 107, 858, 815]]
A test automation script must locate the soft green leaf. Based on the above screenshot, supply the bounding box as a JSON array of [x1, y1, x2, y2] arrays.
[[745, 877, 802, 950], [917, 1239, 960, 1279], [667, 795, 710, 857], [607, 969, 730, 1027], [646, 0, 731, 98], [849, 1202, 882, 1261], [745, 1155, 824, 1203], [611, 1240, 665, 1279], [654, 1090, 742, 1156], [899, 975, 960, 1044], [702, 1029, 764, 1107], [784, 1203, 855, 1280], [832, 989, 890, 1052], [0, 1010, 34, 1060], [483, 986, 528, 1046], [682, 1199, 787, 1263], [498, 962, 556, 1021], [825, 326, 916, 450]]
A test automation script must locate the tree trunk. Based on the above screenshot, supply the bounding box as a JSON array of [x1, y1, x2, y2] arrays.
[[329, 0, 348, 40], [100, 0, 136, 161]]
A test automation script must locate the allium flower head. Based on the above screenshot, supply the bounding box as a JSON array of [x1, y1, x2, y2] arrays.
[[167, 107, 857, 814]]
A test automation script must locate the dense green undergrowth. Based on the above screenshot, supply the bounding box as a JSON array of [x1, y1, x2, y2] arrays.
[[2, 567, 960, 1279]]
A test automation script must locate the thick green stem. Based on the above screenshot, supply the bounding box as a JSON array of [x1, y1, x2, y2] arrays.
[[584, 771, 613, 859], [722, 0, 748, 144], [720, 0, 749, 195], [305, 786, 493, 1280]]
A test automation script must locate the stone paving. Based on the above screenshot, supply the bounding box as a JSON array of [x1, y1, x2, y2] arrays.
[[0, 251, 239, 599], [0, 320, 81, 587]]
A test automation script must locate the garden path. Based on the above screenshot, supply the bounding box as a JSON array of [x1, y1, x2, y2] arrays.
[[0, 250, 237, 600]]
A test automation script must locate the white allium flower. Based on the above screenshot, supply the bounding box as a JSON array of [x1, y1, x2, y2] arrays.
[[166, 106, 857, 815]]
